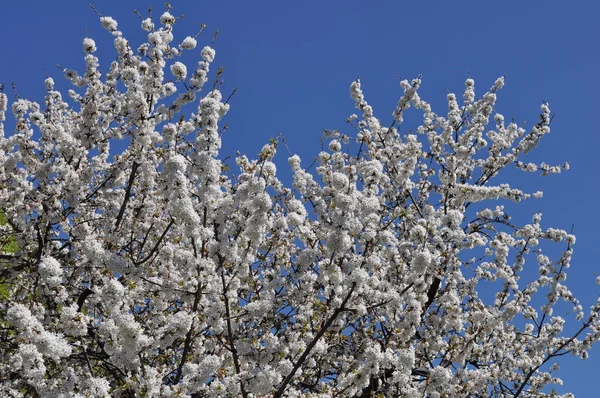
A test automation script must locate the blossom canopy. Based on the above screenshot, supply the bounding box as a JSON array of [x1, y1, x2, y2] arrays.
[[0, 6, 598, 398]]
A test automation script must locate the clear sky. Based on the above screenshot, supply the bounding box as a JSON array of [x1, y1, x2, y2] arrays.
[[1, 0, 599, 395]]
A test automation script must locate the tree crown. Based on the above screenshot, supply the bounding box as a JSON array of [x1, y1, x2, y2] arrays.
[[0, 6, 597, 398]]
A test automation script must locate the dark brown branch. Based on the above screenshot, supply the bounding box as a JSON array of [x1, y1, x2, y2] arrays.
[[172, 280, 202, 385], [220, 269, 249, 398], [133, 218, 174, 266], [274, 282, 356, 398], [0, 253, 18, 260], [76, 288, 94, 311], [114, 161, 139, 231], [424, 276, 441, 314]]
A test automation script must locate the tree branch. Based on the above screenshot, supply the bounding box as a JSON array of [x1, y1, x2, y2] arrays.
[[114, 161, 139, 231], [220, 268, 249, 398], [513, 318, 593, 397], [133, 218, 174, 266], [274, 282, 356, 398], [76, 288, 94, 311]]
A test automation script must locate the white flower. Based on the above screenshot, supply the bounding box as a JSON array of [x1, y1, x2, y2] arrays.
[[141, 18, 154, 32], [12, 99, 29, 115], [7, 304, 38, 331], [358, 160, 383, 185], [160, 30, 174, 45], [83, 37, 97, 53], [429, 367, 451, 389], [0, 93, 6, 113], [39, 256, 63, 287], [7, 304, 72, 361], [173, 197, 200, 226], [180, 36, 197, 50], [201, 46, 216, 62], [170, 62, 187, 80], [442, 209, 464, 229], [327, 231, 352, 253], [30, 111, 44, 125], [60, 304, 88, 337], [262, 160, 277, 176], [331, 172, 349, 190], [120, 66, 138, 82], [37, 330, 72, 361], [288, 155, 301, 171], [80, 377, 111, 397], [397, 349, 415, 369], [164, 82, 177, 96], [198, 355, 221, 381], [16, 344, 45, 381], [164, 154, 187, 177], [100, 16, 118, 31], [493, 76, 505, 90], [411, 250, 431, 274], [329, 139, 341, 152], [160, 11, 176, 25], [148, 32, 163, 46]]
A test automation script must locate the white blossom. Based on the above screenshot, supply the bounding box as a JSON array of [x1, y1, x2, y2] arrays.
[[100, 16, 117, 31], [38, 256, 63, 287], [201, 45, 216, 62], [141, 17, 154, 32], [180, 36, 197, 50], [170, 61, 187, 80], [83, 37, 97, 53], [411, 250, 432, 274], [148, 31, 163, 46], [0, 8, 596, 398], [160, 11, 176, 25]]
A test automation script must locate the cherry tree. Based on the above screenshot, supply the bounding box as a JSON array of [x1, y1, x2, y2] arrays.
[[1, 6, 599, 398]]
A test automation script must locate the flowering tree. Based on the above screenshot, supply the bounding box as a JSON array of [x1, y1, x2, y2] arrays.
[[1, 6, 599, 398]]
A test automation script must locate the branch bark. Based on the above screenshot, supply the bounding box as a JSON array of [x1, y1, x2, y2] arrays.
[[114, 161, 139, 231], [221, 269, 249, 398], [274, 282, 356, 398]]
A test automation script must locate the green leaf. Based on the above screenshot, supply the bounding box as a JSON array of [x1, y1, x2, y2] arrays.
[[0, 209, 18, 299], [0, 284, 9, 300], [0, 209, 18, 254]]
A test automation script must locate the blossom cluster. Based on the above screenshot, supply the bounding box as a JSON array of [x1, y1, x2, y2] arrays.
[[0, 8, 597, 398]]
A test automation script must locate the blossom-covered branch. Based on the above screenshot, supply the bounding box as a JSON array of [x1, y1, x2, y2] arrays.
[[0, 6, 598, 398]]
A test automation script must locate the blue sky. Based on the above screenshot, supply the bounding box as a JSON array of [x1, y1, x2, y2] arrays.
[[1, 0, 599, 394]]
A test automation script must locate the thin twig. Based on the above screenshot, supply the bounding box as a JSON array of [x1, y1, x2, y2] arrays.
[[224, 87, 238, 104], [89, 4, 102, 17], [134, 218, 174, 266]]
